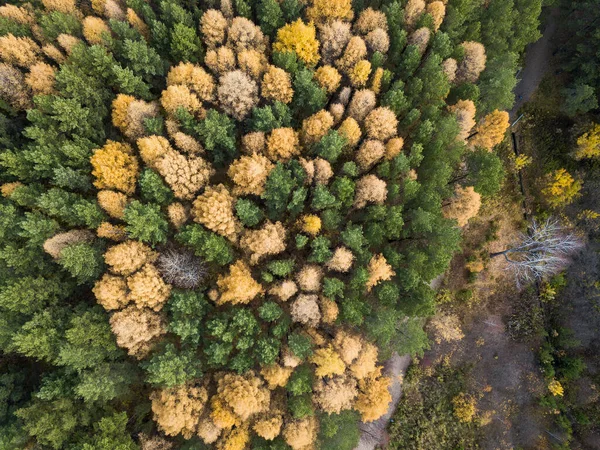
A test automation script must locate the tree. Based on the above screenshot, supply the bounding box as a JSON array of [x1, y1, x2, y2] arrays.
[[443, 185, 481, 227], [490, 219, 582, 284], [540, 168, 582, 208], [124, 201, 169, 245], [561, 83, 598, 117], [573, 123, 600, 160]]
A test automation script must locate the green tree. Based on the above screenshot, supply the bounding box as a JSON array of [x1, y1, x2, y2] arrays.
[[124, 201, 168, 245]]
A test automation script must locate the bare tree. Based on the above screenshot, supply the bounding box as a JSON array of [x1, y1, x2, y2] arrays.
[[491, 218, 582, 284]]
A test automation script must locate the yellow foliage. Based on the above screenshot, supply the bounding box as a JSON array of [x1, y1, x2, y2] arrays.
[[574, 123, 600, 160], [273, 19, 320, 67], [337, 117, 362, 148], [430, 314, 465, 344], [262, 364, 293, 391], [112, 94, 135, 131], [43, 229, 94, 259], [452, 393, 477, 423], [296, 264, 323, 292], [25, 62, 56, 95], [97, 222, 128, 241], [385, 137, 404, 160], [167, 62, 215, 102], [350, 342, 379, 379], [204, 47, 236, 75], [242, 131, 266, 154], [210, 397, 240, 429], [427, 1, 446, 31], [155, 150, 214, 200], [238, 49, 268, 80], [404, 0, 426, 29], [354, 8, 387, 34], [319, 296, 339, 323], [167, 202, 189, 229], [110, 306, 166, 358], [448, 99, 476, 141], [333, 330, 362, 364], [261, 65, 294, 104], [228, 153, 274, 196], [93, 273, 129, 311], [197, 417, 222, 445], [200, 9, 228, 47], [356, 139, 385, 172], [42, 0, 77, 14], [253, 415, 283, 440], [90, 141, 139, 194], [104, 240, 158, 276], [548, 380, 564, 397], [127, 8, 150, 39], [0, 182, 23, 198], [160, 84, 203, 116], [42, 44, 66, 63], [0, 35, 40, 67], [282, 417, 318, 450], [302, 110, 334, 145], [239, 221, 287, 265], [354, 174, 387, 208], [97, 190, 129, 219], [326, 246, 354, 272], [291, 293, 321, 326], [0, 5, 35, 25], [311, 345, 346, 377], [349, 59, 372, 87], [313, 375, 358, 413], [217, 426, 250, 450], [366, 254, 395, 291], [150, 384, 208, 438], [216, 372, 271, 422], [314, 65, 342, 93], [127, 264, 171, 311], [470, 110, 509, 150], [137, 135, 171, 168], [355, 374, 392, 422], [57, 33, 81, 54], [306, 0, 353, 24], [541, 168, 582, 208], [83, 16, 111, 45], [443, 185, 481, 227], [370, 67, 384, 94], [191, 184, 240, 241], [216, 260, 263, 305], [301, 214, 322, 235], [336, 36, 366, 72], [265, 127, 301, 161]]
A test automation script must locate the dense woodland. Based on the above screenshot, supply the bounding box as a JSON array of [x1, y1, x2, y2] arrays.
[[0, 0, 545, 449]]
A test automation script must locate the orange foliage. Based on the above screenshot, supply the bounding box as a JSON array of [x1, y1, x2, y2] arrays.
[[91, 141, 139, 194]]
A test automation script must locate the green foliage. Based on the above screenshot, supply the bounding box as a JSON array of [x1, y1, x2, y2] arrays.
[[311, 185, 338, 211], [286, 364, 313, 395], [266, 259, 295, 277], [288, 332, 313, 360], [318, 411, 361, 450], [176, 224, 234, 265], [139, 169, 173, 205], [322, 277, 345, 299], [291, 69, 327, 118], [57, 243, 104, 284], [247, 102, 292, 132], [289, 394, 314, 418], [192, 109, 237, 166], [314, 131, 346, 163], [144, 343, 202, 387], [123, 200, 168, 245], [464, 148, 506, 197], [258, 301, 283, 322], [308, 236, 333, 263], [263, 161, 306, 220], [235, 198, 265, 227], [258, 0, 285, 36]]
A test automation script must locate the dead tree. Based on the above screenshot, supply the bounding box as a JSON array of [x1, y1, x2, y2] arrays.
[[490, 218, 582, 285]]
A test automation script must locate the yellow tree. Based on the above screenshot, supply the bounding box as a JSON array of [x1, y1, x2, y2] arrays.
[[469, 110, 509, 150], [443, 185, 481, 227], [573, 123, 600, 160], [540, 168, 582, 208], [273, 20, 320, 67]]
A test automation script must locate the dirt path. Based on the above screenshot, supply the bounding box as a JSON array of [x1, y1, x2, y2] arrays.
[[355, 353, 412, 450], [510, 7, 560, 120]]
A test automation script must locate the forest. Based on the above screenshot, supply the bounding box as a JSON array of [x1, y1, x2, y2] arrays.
[[0, 0, 570, 449]]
